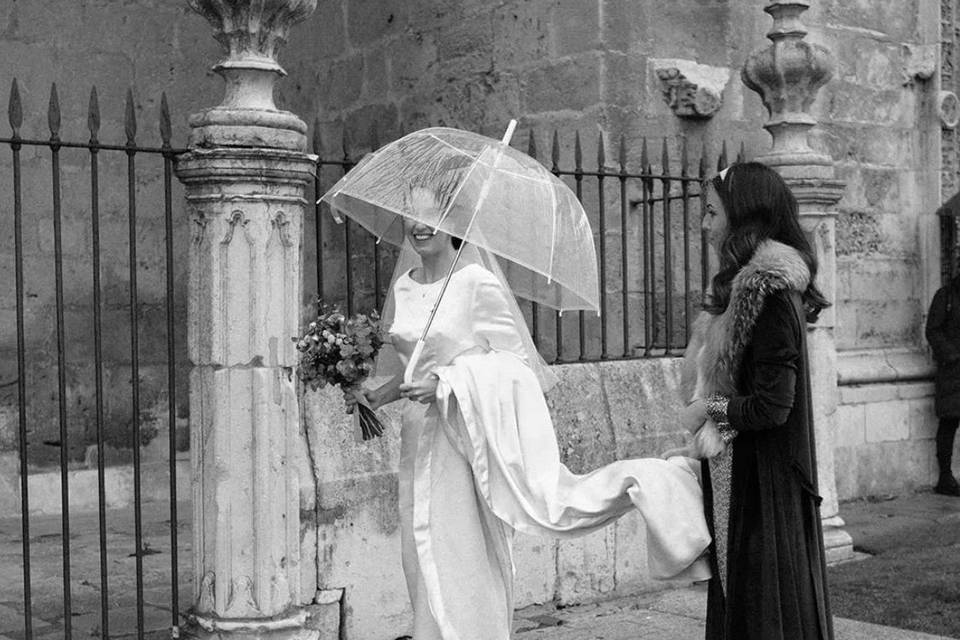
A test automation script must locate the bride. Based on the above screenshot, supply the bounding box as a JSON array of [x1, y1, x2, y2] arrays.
[[345, 185, 711, 640]]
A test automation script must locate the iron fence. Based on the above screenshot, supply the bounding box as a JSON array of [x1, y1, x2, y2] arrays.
[[310, 128, 745, 363], [1, 80, 188, 639]]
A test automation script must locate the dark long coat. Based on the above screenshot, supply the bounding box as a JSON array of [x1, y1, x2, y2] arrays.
[[925, 280, 960, 418], [683, 241, 834, 640]]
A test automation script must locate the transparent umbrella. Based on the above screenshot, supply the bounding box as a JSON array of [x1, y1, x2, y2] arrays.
[[319, 121, 599, 380]]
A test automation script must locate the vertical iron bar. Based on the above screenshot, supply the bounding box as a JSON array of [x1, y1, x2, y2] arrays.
[[618, 135, 630, 358], [9, 78, 33, 640], [526, 130, 540, 350], [160, 92, 180, 636], [125, 88, 146, 640], [49, 83, 73, 640], [662, 139, 673, 354], [596, 134, 608, 359], [551, 130, 562, 363], [681, 137, 691, 347], [574, 132, 585, 360], [88, 85, 110, 640], [313, 122, 324, 308], [641, 139, 653, 356]]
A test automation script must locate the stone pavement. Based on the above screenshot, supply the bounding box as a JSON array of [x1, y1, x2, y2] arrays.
[[513, 584, 955, 640], [0, 491, 957, 639]]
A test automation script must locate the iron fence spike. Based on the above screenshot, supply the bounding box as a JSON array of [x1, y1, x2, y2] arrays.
[[527, 129, 537, 159], [738, 140, 746, 163], [661, 138, 669, 176], [312, 116, 322, 154], [574, 130, 582, 171], [124, 88, 136, 144], [718, 140, 728, 171], [159, 93, 172, 147], [681, 136, 689, 177], [48, 83, 61, 138], [619, 134, 627, 172], [596, 132, 605, 170], [8, 78, 22, 133], [88, 86, 100, 140], [551, 129, 560, 170]]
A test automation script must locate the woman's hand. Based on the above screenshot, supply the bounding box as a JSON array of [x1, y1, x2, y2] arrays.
[[691, 420, 725, 458], [661, 419, 726, 460], [680, 398, 708, 434], [343, 386, 378, 414], [398, 374, 439, 404]]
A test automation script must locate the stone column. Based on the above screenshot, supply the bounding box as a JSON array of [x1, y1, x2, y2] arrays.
[[742, 0, 854, 564], [175, 1, 322, 637]]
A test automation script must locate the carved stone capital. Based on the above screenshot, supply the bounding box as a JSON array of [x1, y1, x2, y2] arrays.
[[187, 0, 317, 151], [741, 1, 835, 175], [652, 59, 730, 119]]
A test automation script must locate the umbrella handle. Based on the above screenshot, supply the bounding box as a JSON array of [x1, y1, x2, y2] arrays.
[[404, 339, 425, 385]]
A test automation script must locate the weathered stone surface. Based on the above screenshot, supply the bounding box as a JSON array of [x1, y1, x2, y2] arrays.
[[835, 402, 866, 448], [522, 54, 603, 114], [513, 534, 558, 607], [864, 400, 911, 443], [555, 527, 617, 605]]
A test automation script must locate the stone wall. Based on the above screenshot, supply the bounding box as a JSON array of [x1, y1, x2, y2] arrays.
[[304, 357, 693, 640], [0, 1, 219, 466]]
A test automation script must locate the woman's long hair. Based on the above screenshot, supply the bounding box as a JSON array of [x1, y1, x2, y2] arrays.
[[704, 162, 829, 322]]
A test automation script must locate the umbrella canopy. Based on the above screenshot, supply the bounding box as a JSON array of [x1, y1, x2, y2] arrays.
[[320, 126, 599, 313]]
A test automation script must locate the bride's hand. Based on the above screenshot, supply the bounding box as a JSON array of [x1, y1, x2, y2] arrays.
[[343, 387, 377, 414], [399, 374, 439, 404]]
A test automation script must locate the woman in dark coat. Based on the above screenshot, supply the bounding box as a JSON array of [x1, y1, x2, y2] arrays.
[[925, 273, 960, 496], [677, 162, 834, 640]]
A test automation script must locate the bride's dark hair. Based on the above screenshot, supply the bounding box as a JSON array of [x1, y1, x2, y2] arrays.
[[704, 162, 829, 322]]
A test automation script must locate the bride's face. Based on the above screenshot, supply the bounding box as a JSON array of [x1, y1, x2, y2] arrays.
[[702, 184, 729, 251], [405, 187, 455, 257]]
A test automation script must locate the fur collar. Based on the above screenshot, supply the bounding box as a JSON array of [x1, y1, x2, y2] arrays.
[[681, 240, 810, 399]]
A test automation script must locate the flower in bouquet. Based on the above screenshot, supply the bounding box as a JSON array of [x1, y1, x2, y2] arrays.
[[294, 304, 386, 440]]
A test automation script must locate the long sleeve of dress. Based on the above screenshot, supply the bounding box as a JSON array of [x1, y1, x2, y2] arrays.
[[470, 274, 527, 358], [926, 288, 960, 364], [727, 292, 799, 431]]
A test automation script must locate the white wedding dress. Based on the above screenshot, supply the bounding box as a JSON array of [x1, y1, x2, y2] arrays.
[[389, 263, 710, 640]]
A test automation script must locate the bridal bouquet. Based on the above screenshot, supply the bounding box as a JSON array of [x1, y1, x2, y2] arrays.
[[294, 304, 386, 440]]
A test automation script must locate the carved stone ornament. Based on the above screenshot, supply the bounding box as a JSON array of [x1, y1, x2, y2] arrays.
[[741, 1, 835, 173], [652, 59, 730, 119], [940, 90, 960, 130], [187, 0, 318, 151]]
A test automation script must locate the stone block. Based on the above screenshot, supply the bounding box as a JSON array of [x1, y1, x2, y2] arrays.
[[362, 48, 389, 102], [838, 382, 899, 405], [552, 0, 600, 56], [513, 533, 557, 607], [546, 363, 616, 473], [833, 445, 858, 502], [612, 511, 659, 596], [492, 2, 551, 67], [820, 0, 917, 40], [388, 32, 438, 93], [522, 54, 602, 114], [435, 10, 493, 63], [345, 0, 407, 48], [864, 400, 910, 443], [315, 495, 410, 640], [908, 397, 938, 440], [598, 359, 685, 459], [555, 526, 616, 605], [835, 402, 865, 448], [317, 54, 363, 110]]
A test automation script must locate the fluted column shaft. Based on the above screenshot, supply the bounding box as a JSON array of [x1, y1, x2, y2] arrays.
[[176, 1, 320, 637]]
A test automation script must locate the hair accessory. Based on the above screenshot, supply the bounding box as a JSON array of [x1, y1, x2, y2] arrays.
[[717, 166, 731, 182]]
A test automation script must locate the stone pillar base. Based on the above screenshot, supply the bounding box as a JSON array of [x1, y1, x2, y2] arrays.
[[821, 515, 855, 565], [186, 599, 340, 640]]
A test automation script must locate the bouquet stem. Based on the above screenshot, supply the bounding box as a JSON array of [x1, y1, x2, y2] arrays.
[[350, 387, 385, 440]]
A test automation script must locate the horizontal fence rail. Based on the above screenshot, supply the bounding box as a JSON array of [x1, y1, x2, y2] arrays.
[[310, 127, 746, 364], [1, 80, 189, 640]]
